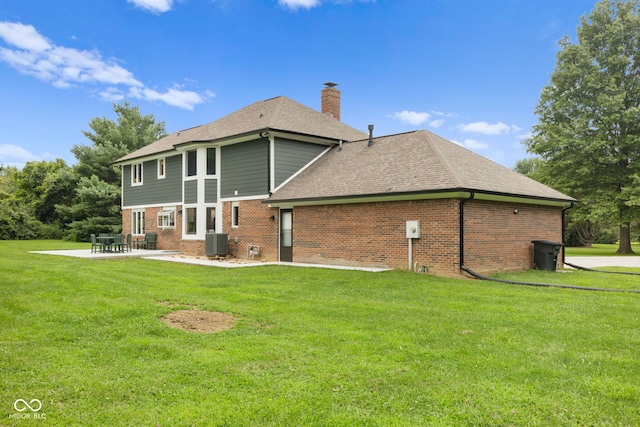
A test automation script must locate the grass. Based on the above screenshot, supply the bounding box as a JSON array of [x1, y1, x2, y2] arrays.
[[2, 240, 640, 426], [565, 242, 640, 256]]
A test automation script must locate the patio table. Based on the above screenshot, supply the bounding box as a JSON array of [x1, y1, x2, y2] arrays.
[[97, 235, 114, 252]]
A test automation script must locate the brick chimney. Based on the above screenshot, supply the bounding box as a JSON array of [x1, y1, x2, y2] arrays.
[[321, 82, 340, 121]]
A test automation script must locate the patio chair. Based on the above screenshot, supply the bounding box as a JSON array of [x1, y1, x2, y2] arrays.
[[90, 234, 106, 253], [112, 234, 124, 253], [122, 234, 133, 252], [137, 232, 157, 250]]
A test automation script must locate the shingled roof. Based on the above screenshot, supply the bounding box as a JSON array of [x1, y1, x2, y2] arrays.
[[267, 130, 575, 204], [115, 96, 367, 163]]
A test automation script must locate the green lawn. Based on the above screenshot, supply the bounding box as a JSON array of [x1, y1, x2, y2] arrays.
[[565, 243, 640, 256], [2, 240, 640, 426]]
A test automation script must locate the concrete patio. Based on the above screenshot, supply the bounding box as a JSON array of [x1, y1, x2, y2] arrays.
[[30, 249, 390, 272]]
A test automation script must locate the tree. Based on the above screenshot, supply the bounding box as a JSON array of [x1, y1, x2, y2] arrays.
[[73, 101, 166, 182], [0, 164, 40, 239], [59, 101, 166, 241], [526, 0, 640, 254]]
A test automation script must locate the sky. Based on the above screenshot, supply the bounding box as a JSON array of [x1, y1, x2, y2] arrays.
[[0, 0, 600, 170]]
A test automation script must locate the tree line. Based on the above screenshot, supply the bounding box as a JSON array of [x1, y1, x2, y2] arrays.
[[0, 102, 165, 241]]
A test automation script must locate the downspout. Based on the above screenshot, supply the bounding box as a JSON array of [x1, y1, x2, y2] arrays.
[[459, 191, 475, 272], [260, 131, 273, 196], [561, 202, 575, 264]]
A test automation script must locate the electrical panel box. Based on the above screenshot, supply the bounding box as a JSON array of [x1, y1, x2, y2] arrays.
[[406, 220, 420, 239]]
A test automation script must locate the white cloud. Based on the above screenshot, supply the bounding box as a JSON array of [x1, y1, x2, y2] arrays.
[[428, 119, 444, 128], [127, 0, 174, 13], [128, 86, 207, 111], [0, 22, 51, 52], [278, 0, 374, 10], [278, 0, 322, 9], [392, 110, 431, 126], [0, 144, 54, 168], [0, 21, 210, 110], [452, 139, 489, 150], [391, 110, 449, 128], [457, 121, 520, 136]]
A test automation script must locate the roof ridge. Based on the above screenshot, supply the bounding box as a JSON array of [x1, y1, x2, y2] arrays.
[[348, 129, 420, 143], [265, 96, 286, 127], [419, 130, 464, 188]]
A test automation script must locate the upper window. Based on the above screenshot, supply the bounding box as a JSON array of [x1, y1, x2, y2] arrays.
[[158, 158, 165, 179], [132, 163, 143, 186], [186, 150, 197, 177], [206, 147, 216, 175]]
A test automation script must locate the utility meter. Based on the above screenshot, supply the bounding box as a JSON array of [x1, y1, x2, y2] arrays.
[[406, 220, 420, 239]]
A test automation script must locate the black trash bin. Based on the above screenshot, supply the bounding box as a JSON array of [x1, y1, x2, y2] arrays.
[[531, 240, 563, 271]]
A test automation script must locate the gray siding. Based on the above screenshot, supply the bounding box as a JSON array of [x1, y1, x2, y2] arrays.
[[122, 155, 182, 207], [205, 179, 218, 203], [221, 140, 268, 198], [184, 180, 198, 204], [274, 138, 327, 187]]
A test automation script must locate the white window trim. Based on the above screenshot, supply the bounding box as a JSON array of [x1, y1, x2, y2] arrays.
[[231, 201, 239, 228], [157, 158, 166, 179], [183, 206, 198, 237], [132, 209, 145, 235], [131, 163, 143, 186], [185, 149, 198, 179], [157, 207, 176, 230], [206, 146, 218, 177]]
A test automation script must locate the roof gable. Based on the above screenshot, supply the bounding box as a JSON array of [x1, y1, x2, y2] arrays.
[[115, 96, 366, 163], [268, 130, 575, 204]]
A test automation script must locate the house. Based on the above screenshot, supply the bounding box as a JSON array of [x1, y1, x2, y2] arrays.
[[114, 84, 575, 277]]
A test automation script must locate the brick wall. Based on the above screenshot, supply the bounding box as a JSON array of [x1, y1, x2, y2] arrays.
[[222, 199, 280, 261], [293, 199, 461, 275], [464, 200, 563, 274], [122, 207, 183, 251], [292, 198, 564, 277]]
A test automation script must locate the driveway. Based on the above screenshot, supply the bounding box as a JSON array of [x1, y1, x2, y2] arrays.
[[565, 256, 640, 269]]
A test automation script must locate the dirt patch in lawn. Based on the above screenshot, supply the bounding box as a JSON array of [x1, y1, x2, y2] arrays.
[[160, 309, 236, 333]]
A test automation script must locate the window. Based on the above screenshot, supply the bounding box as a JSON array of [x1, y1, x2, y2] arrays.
[[206, 207, 216, 233], [186, 207, 197, 235], [231, 202, 239, 227], [206, 147, 216, 175], [132, 163, 143, 186], [158, 158, 165, 179], [132, 209, 145, 235], [157, 207, 176, 229], [186, 150, 197, 177]]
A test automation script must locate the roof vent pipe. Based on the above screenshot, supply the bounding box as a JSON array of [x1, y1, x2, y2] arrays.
[[368, 124, 374, 147]]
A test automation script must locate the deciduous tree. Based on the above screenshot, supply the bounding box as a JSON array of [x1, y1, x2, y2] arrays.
[[526, 0, 640, 253]]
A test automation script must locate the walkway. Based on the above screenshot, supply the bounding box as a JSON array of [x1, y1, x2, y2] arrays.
[[31, 249, 390, 272]]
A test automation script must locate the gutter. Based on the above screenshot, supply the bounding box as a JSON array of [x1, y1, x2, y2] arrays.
[[265, 187, 575, 207]]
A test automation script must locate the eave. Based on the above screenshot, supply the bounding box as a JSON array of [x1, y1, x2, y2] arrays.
[[265, 188, 577, 208]]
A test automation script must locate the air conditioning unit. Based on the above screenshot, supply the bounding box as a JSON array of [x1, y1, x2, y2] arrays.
[[205, 233, 229, 256]]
